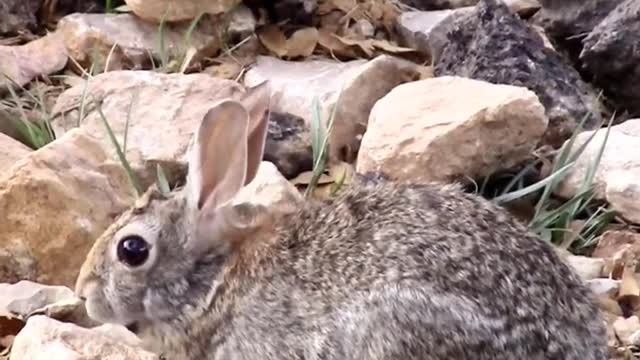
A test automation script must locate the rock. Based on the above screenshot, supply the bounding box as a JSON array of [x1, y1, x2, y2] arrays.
[[396, 8, 475, 61], [0, 133, 30, 173], [9, 315, 159, 360], [613, 316, 640, 346], [56, 13, 224, 71], [580, 0, 640, 115], [0, 0, 41, 35], [555, 120, 640, 224], [532, 0, 623, 41], [52, 70, 244, 182], [243, 55, 420, 163], [594, 231, 640, 262], [397, 0, 478, 10], [227, 3, 257, 41], [586, 278, 621, 298], [562, 253, 606, 282], [232, 161, 303, 215], [502, 0, 541, 16], [356, 76, 547, 183], [264, 112, 313, 179], [0, 281, 74, 318], [0, 32, 68, 90], [0, 129, 134, 287], [434, 0, 603, 147], [124, 0, 240, 22]]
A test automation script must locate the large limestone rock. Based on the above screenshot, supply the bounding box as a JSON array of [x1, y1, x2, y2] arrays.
[[0, 129, 134, 287], [356, 76, 547, 183], [0, 133, 30, 173], [555, 119, 640, 224], [52, 71, 244, 181], [243, 55, 421, 163], [56, 13, 223, 70], [0, 32, 68, 90], [580, 0, 640, 115], [9, 315, 158, 360], [434, 0, 602, 147], [124, 0, 241, 22]]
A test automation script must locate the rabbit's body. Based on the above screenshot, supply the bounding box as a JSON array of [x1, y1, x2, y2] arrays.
[[75, 84, 607, 360]]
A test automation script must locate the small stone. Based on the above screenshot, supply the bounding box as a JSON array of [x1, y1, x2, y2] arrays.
[[56, 13, 224, 70], [613, 316, 640, 346], [0, 32, 68, 90], [352, 19, 375, 38], [243, 55, 420, 163], [0, 129, 135, 287], [232, 161, 303, 215], [124, 0, 240, 22], [357, 76, 547, 183], [264, 112, 313, 179], [555, 120, 640, 224], [227, 3, 257, 41], [0, 281, 74, 319], [501, 0, 541, 16], [580, 0, 640, 115], [0, 133, 30, 173], [9, 315, 158, 360], [594, 231, 640, 260], [586, 278, 621, 298], [434, 0, 603, 147], [564, 254, 605, 281]]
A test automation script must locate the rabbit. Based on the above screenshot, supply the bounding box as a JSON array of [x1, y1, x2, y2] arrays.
[[75, 81, 608, 360]]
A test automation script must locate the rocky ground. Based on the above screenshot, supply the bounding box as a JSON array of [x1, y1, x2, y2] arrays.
[[1, 0, 640, 358]]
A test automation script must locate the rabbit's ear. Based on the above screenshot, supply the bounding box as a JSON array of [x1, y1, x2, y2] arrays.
[[239, 81, 271, 185], [188, 100, 250, 211]]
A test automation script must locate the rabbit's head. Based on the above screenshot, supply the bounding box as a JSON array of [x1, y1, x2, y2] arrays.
[[74, 82, 272, 329]]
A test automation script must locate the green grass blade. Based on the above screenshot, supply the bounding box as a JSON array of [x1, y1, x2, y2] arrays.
[[96, 105, 144, 196], [156, 163, 171, 194], [492, 162, 575, 204]]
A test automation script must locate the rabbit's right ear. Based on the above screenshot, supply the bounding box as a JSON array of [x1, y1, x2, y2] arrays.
[[187, 100, 250, 212]]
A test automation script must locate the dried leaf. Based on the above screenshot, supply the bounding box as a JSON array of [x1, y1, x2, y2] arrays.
[[291, 170, 334, 186], [317, 28, 361, 58], [286, 28, 319, 58], [257, 25, 288, 57], [371, 39, 419, 54], [205, 61, 243, 80]]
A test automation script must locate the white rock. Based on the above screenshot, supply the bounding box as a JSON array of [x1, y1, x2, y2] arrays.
[[564, 254, 605, 281], [614, 316, 640, 346], [0, 129, 134, 287], [0, 133, 30, 173], [0, 281, 74, 318], [244, 55, 420, 162], [586, 278, 621, 297], [124, 0, 240, 22], [56, 13, 222, 70], [555, 119, 640, 224], [51, 70, 244, 181], [232, 161, 303, 214], [356, 76, 548, 183], [9, 315, 158, 360]]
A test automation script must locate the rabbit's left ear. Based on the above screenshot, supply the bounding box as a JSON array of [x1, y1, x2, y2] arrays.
[[238, 81, 271, 185]]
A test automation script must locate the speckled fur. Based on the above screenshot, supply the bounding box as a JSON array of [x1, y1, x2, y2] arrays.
[[77, 177, 607, 360]]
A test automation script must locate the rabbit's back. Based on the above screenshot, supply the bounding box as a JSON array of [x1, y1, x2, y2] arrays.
[[212, 181, 607, 360]]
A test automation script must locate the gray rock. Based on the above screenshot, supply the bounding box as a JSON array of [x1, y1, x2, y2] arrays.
[[434, 0, 603, 147], [264, 112, 312, 180], [397, 0, 478, 10], [580, 0, 640, 115], [532, 0, 624, 40], [0, 0, 41, 35]]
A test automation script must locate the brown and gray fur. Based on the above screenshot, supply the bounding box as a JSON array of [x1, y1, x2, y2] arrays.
[[75, 82, 608, 360]]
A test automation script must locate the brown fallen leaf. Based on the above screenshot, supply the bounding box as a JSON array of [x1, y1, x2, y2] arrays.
[[257, 25, 288, 57], [317, 28, 362, 58], [205, 61, 243, 80], [286, 27, 319, 58], [619, 266, 640, 298]]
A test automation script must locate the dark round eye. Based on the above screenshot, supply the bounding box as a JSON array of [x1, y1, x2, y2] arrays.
[[117, 235, 150, 267]]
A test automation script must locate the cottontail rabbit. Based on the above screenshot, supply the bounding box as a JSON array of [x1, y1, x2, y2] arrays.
[[75, 82, 608, 360]]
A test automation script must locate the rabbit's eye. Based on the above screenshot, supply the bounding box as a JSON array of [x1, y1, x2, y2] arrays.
[[117, 235, 150, 267]]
